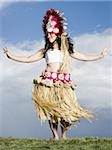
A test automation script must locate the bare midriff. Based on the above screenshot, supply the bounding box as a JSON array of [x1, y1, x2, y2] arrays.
[[46, 62, 70, 73]]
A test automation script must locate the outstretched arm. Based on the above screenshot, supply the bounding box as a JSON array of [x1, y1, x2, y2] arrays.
[[2, 47, 45, 63], [70, 48, 108, 61]]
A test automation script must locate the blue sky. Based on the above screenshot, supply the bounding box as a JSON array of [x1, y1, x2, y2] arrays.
[[0, 1, 112, 138], [1, 1, 112, 43]]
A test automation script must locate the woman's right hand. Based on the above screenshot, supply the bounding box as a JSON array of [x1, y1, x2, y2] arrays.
[[2, 47, 11, 59]]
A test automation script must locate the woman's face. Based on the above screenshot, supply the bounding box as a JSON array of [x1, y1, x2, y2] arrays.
[[48, 33, 57, 43]]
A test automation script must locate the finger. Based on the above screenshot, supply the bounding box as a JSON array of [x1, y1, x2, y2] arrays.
[[103, 48, 107, 52], [3, 48, 8, 53], [102, 48, 107, 52], [3, 47, 6, 50], [3, 48, 6, 50], [103, 48, 109, 56], [4, 47, 8, 50], [3, 48, 6, 51], [3, 48, 6, 52]]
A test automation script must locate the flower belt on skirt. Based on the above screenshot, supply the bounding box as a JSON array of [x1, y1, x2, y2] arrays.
[[33, 70, 76, 90], [42, 71, 71, 83]]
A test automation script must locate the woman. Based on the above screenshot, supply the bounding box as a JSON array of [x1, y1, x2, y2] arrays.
[[2, 9, 108, 140]]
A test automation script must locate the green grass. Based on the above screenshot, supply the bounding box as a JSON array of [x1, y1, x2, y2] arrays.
[[0, 137, 112, 150]]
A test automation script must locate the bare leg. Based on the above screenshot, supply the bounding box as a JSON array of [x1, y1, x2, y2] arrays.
[[60, 119, 72, 140], [48, 120, 59, 140]]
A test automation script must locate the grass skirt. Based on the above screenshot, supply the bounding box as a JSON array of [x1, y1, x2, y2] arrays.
[[32, 71, 93, 124]]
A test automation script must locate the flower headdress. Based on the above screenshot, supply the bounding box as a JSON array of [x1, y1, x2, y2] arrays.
[[42, 8, 67, 36]]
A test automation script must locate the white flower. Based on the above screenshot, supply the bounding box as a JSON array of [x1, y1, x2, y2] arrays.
[[63, 26, 67, 30], [52, 72, 57, 79], [58, 74, 64, 80], [47, 27, 53, 32]]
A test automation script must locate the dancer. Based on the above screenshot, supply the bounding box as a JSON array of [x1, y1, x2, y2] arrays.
[[2, 9, 108, 140]]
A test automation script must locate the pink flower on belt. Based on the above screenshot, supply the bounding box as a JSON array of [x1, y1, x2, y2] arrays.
[[51, 72, 57, 79], [45, 72, 51, 78], [58, 73, 64, 80], [65, 74, 70, 81]]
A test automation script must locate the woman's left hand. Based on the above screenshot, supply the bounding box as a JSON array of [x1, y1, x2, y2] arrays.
[[99, 48, 109, 58]]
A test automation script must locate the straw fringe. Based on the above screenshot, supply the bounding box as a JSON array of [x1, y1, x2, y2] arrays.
[[32, 77, 93, 123]]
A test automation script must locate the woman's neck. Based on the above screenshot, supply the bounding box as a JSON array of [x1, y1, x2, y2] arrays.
[[53, 42, 59, 49]]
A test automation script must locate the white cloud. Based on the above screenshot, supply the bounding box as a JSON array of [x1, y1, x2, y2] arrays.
[[0, 28, 112, 109], [72, 28, 112, 108]]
